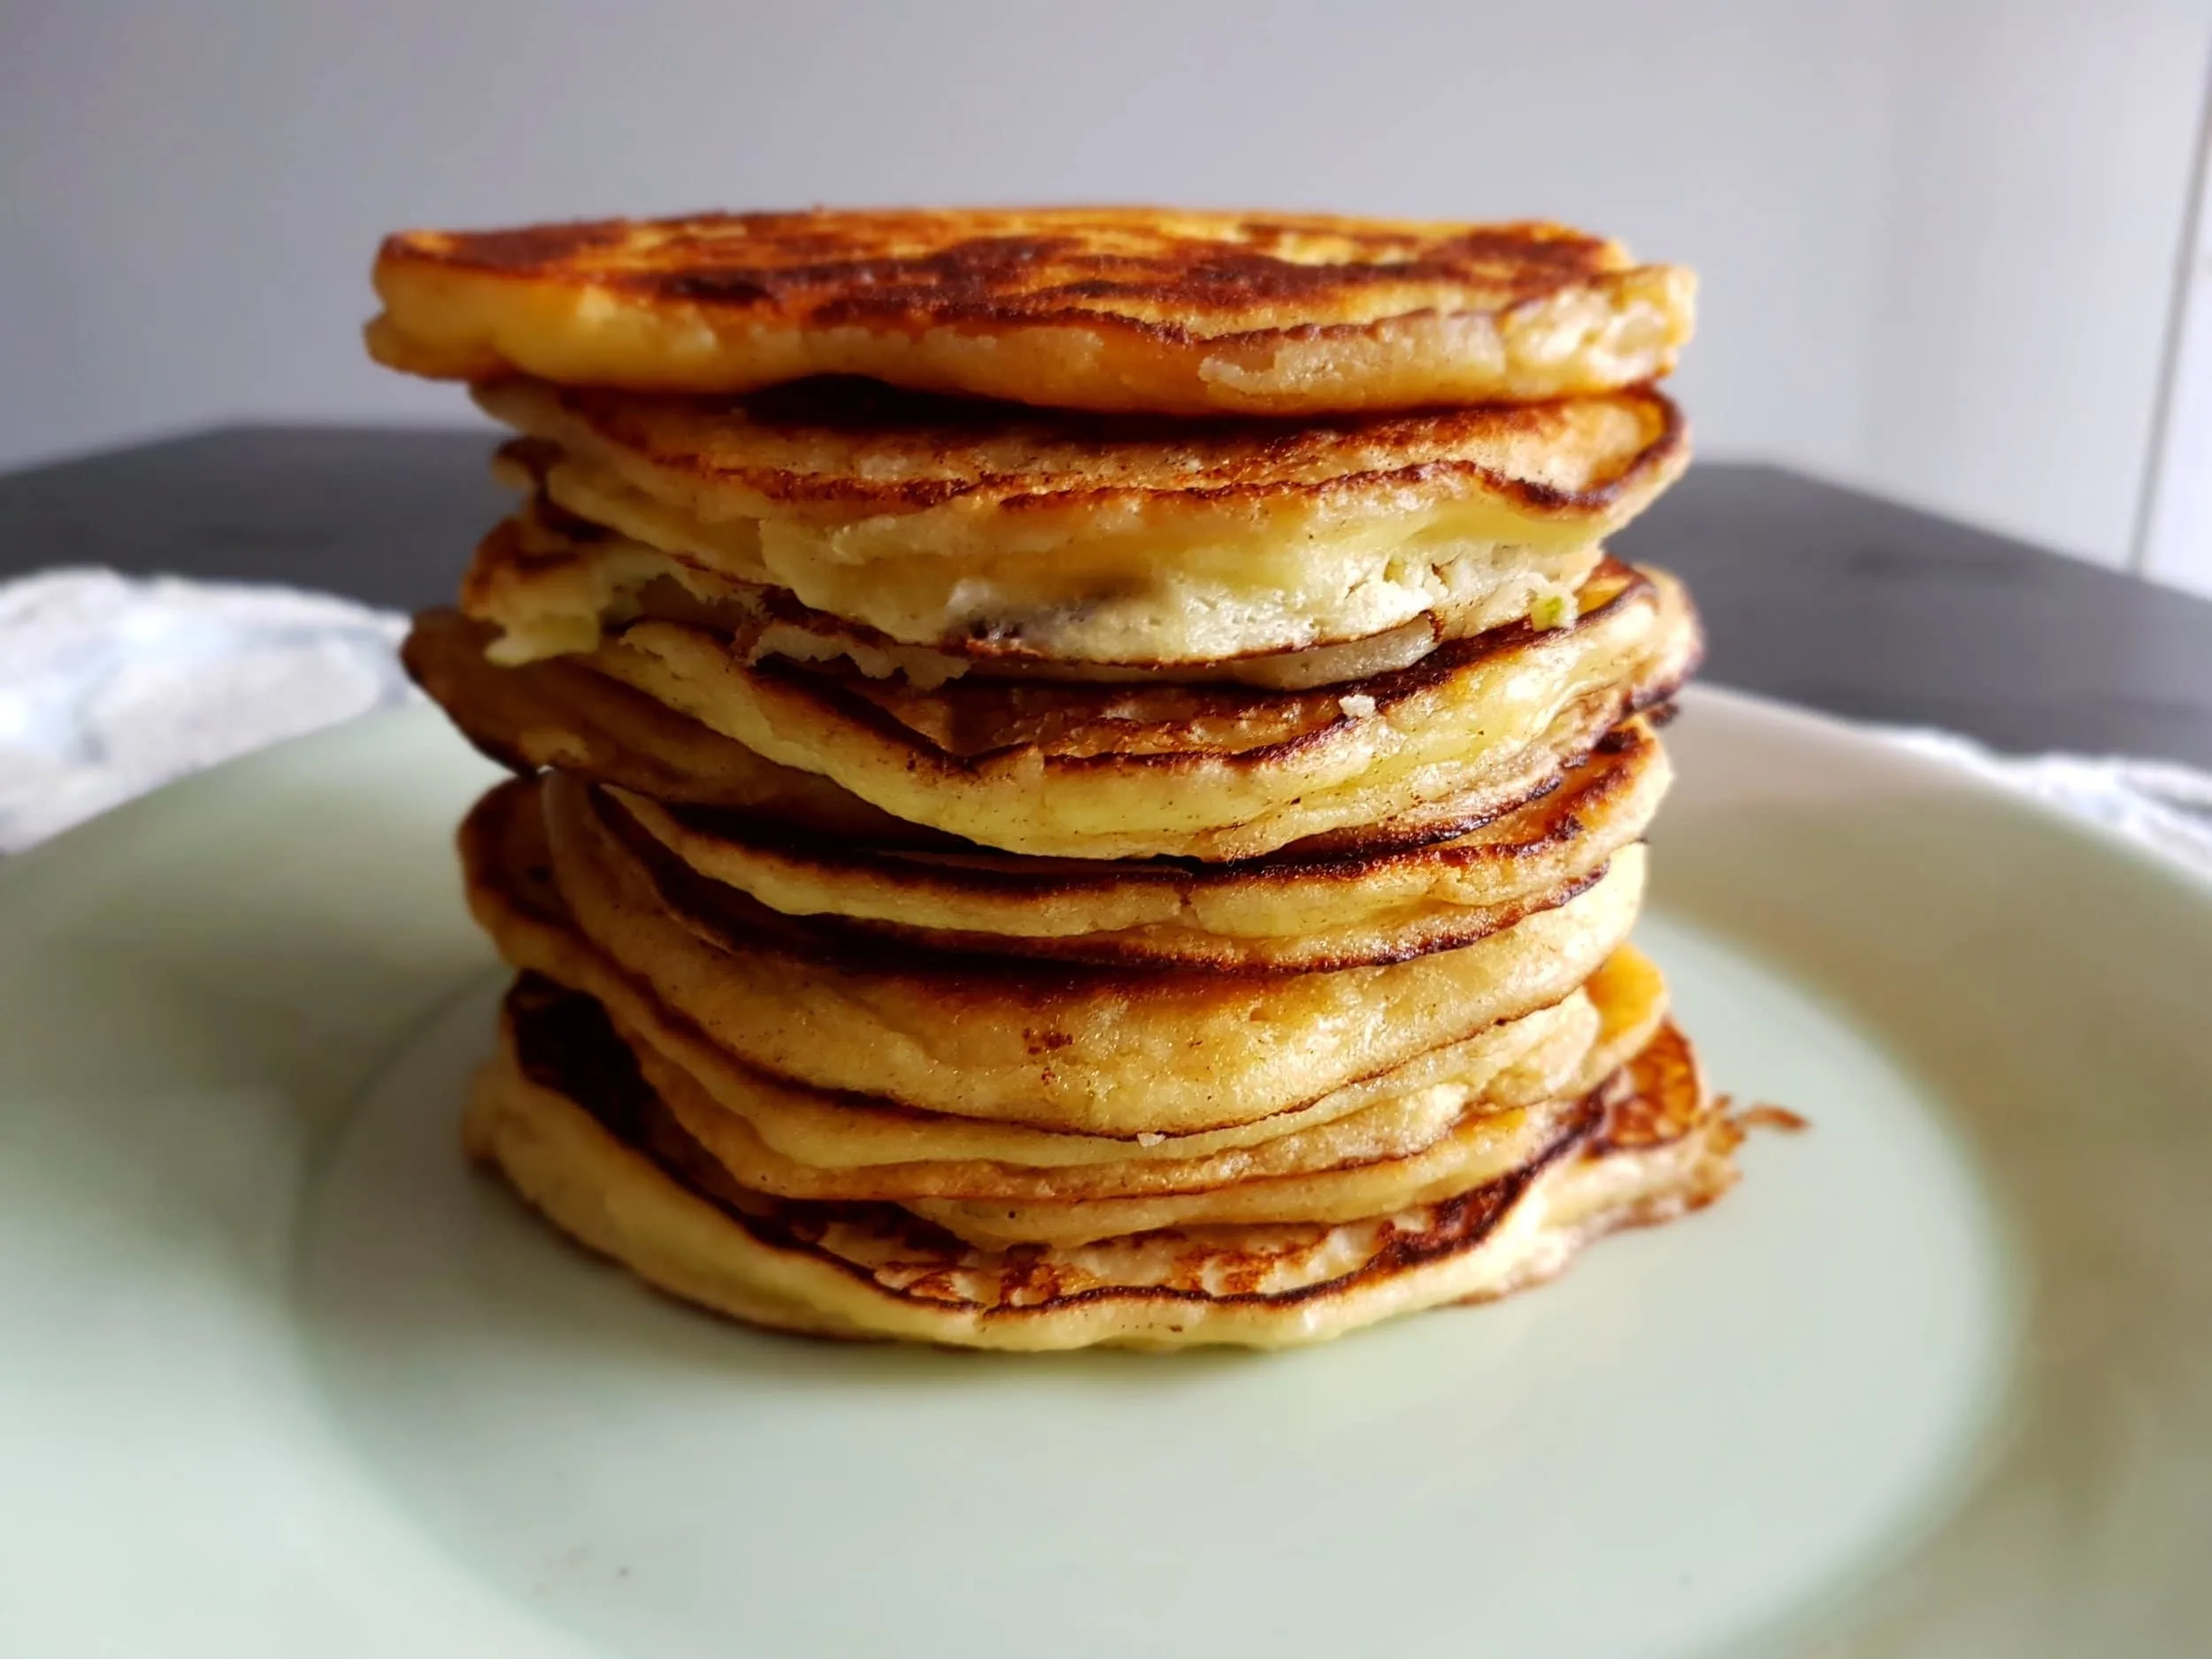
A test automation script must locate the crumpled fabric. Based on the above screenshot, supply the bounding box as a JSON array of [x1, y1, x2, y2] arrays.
[[0, 568, 415, 852], [4, 568, 2212, 881], [1878, 728, 2212, 876]]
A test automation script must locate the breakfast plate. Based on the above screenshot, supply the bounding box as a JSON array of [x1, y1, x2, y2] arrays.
[[4, 685, 2208, 1658]]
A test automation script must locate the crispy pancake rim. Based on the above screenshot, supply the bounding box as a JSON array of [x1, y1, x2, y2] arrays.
[[370, 207, 1694, 414], [464, 975, 1739, 1349], [600, 715, 1668, 972], [403, 604, 1686, 864], [465, 465, 1612, 687], [580, 562, 1697, 858], [530, 770, 1651, 1134], [457, 788, 1647, 1173], [462, 380, 1684, 667]]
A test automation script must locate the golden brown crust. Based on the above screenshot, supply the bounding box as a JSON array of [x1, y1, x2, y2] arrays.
[[406, 557, 1700, 864], [603, 715, 1669, 973], [460, 811, 1620, 1177], [391, 210, 1634, 333], [480, 771, 1649, 1136], [580, 563, 1698, 860], [473, 375, 1687, 523], [368, 207, 1694, 413], [402, 605, 939, 835], [403, 604, 1686, 863], [461, 972, 1738, 1348], [804, 562, 1657, 764]]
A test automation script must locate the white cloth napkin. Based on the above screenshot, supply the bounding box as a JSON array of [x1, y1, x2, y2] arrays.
[[4, 569, 2212, 877], [1880, 727, 2212, 876], [0, 568, 416, 851]]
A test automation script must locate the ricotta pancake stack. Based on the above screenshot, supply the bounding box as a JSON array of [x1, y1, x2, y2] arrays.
[[373, 208, 1737, 1349]]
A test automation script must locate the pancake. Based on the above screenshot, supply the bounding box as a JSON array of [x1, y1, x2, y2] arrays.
[[580, 559, 1697, 860], [644, 989, 1614, 1213], [457, 795, 1632, 1174], [603, 715, 1669, 971], [368, 207, 1696, 415], [641, 947, 1658, 1235], [468, 473, 1568, 695], [468, 375, 1684, 668], [457, 779, 1619, 1177], [888, 949, 1668, 1245], [643, 1027, 1580, 1249], [470, 803, 1665, 1214], [372, 201, 1731, 1357], [462, 774, 1647, 1137], [464, 974, 1740, 1349], [533, 772, 1649, 1135], [405, 605, 1679, 864], [530, 772, 1648, 1136]]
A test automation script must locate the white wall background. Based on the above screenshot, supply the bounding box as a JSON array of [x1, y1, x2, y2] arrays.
[[3, 0, 2207, 568]]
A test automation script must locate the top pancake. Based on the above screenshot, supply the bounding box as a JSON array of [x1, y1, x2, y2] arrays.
[[367, 207, 1694, 414]]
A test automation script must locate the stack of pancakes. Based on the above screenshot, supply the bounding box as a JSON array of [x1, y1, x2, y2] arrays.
[[373, 208, 1736, 1350]]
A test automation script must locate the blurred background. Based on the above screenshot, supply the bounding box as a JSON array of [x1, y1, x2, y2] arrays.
[[4, 0, 2211, 588]]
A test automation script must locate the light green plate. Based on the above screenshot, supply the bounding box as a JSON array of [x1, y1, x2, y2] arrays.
[[4, 687, 2209, 1657]]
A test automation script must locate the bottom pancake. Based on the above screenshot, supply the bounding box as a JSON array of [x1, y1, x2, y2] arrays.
[[464, 976, 1742, 1351]]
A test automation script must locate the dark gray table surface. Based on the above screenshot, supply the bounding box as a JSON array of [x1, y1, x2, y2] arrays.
[[6, 424, 2212, 767]]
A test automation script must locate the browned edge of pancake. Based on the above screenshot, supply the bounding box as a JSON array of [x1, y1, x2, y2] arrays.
[[404, 605, 954, 839], [485, 377, 1686, 527], [649, 713, 1657, 892], [489, 971, 1732, 1320], [599, 787, 1619, 975], [380, 209, 1656, 348], [496, 971, 1589, 1311], [459, 775, 1611, 1148], [605, 714, 1661, 971], [616, 559, 1679, 772], [407, 601, 1686, 863], [569, 772, 1615, 991]]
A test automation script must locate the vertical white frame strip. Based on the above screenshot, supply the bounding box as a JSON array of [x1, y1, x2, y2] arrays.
[[2135, 42, 2212, 594]]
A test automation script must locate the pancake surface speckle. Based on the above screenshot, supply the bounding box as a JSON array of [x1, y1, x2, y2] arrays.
[[369, 207, 1695, 415]]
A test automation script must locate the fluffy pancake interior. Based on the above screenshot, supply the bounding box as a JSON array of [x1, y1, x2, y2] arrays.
[[466, 471, 1572, 694], [462, 375, 1682, 667]]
